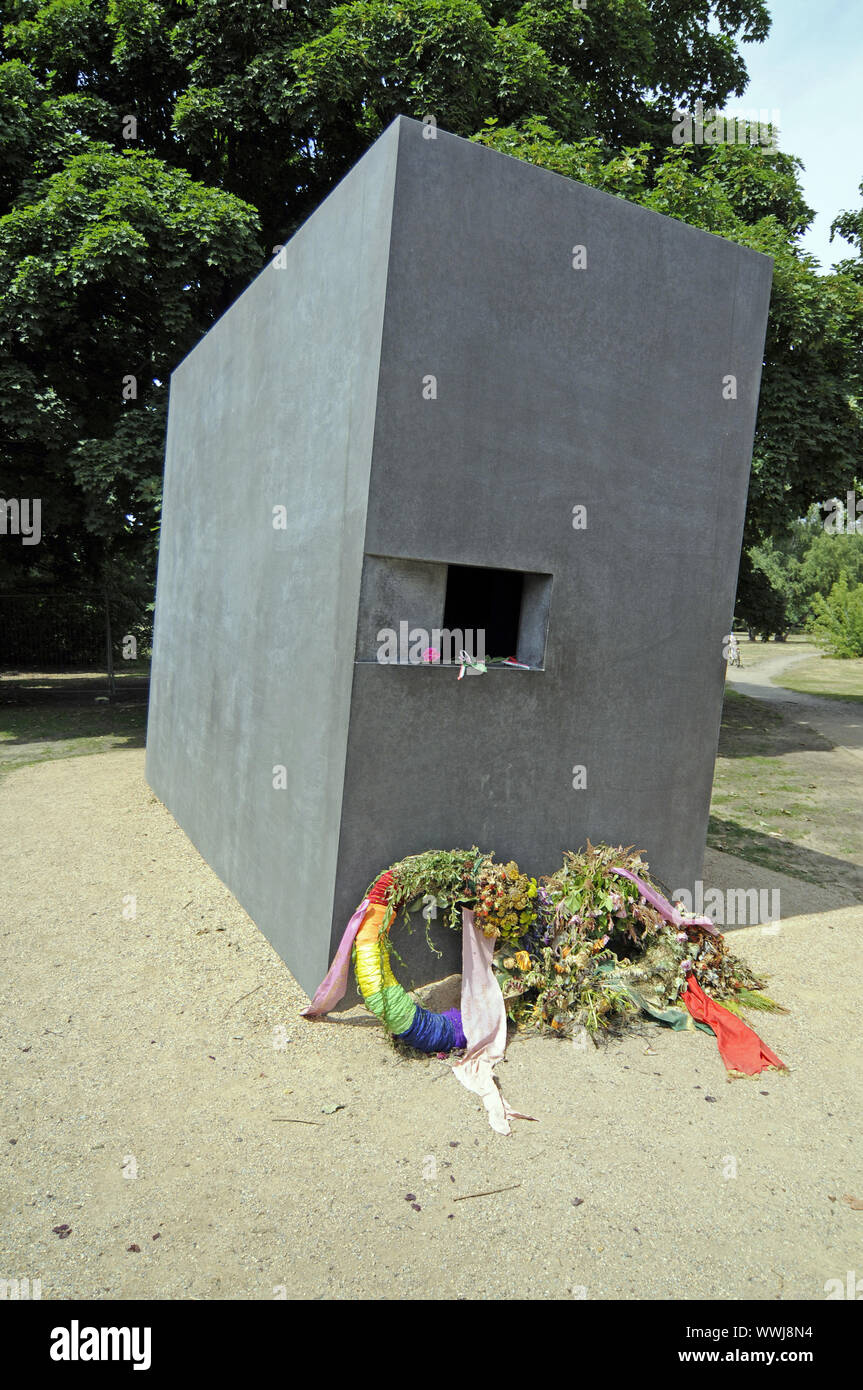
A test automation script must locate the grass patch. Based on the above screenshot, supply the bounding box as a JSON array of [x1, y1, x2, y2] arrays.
[[707, 815, 823, 886], [776, 654, 863, 702], [0, 701, 147, 777], [708, 690, 863, 900], [730, 635, 819, 669]]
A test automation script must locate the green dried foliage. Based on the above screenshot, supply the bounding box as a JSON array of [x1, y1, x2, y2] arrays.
[[383, 847, 539, 945], [495, 842, 786, 1038], [385, 847, 485, 933], [720, 987, 788, 1015], [496, 940, 639, 1037], [543, 842, 668, 956], [373, 841, 784, 1040]]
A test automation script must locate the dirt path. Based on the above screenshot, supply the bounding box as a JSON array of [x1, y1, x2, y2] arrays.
[[2, 749, 862, 1301], [727, 653, 863, 762], [715, 657, 863, 902]]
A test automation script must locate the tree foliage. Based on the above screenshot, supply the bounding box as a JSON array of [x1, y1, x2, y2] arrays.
[[1, 0, 861, 628], [734, 502, 863, 638], [0, 71, 261, 594], [809, 575, 863, 659]]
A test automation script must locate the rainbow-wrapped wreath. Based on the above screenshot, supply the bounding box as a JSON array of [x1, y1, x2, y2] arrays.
[[303, 844, 787, 1079]]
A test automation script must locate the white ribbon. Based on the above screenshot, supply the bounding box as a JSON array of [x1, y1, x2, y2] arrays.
[[451, 909, 536, 1135]]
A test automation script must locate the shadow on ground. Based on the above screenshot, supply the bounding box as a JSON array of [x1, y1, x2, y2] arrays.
[[0, 681, 149, 773], [708, 814, 863, 904], [718, 690, 833, 758]]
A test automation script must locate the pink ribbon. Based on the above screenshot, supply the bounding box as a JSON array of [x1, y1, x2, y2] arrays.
[[452, 908, 535, 1135], [300, 898, 370, 1018]]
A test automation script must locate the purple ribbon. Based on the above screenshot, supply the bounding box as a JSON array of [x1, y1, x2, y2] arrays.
[[612, 867, 720, 935]]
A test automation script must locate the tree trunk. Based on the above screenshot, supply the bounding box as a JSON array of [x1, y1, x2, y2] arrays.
[[104, 583, 116, 700]]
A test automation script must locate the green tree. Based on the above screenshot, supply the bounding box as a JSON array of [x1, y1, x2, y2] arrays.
[[808, 575, 863, 658], [798, 520, 863, 601], [831, 176, 863, 290], [4, 0, 862, 631], [3, 0, 773, 248], [735, 500, 863, 638], [735, 547, 790, 640], [0, 141, 261, 601]]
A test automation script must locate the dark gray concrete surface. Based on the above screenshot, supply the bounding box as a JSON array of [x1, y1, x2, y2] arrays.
[[146, 119, 398, 992], [148, 115, 772, 1001]]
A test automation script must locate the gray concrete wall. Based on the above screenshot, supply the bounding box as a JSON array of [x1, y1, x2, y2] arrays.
[[354, 556, 448, 661], [149, 114, 771, 1004], [329, 117, 772, 983], [146, 121, 400, 993]]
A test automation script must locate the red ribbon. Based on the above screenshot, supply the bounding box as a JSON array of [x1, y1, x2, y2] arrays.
[[682, 975, 786, 1074]]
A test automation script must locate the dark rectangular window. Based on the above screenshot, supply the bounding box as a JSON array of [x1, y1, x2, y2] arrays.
[[354, 555, 552, 667], [443, 564, 524, 660]]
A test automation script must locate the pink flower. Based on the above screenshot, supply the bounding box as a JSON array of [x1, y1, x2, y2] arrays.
[[421, 647, 441, 664]]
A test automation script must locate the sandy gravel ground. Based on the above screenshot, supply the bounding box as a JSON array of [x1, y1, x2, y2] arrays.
[[2, 749, 862, 1301]]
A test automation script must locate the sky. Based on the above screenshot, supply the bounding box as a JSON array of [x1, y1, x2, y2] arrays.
[[733, 0, 861, 272]]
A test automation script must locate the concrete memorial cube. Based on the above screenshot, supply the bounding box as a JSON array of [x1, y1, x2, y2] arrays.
[[146, 115, 772, 1001]]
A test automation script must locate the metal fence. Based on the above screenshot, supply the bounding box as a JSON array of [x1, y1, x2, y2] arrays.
[[0, 592, 151, 671]]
